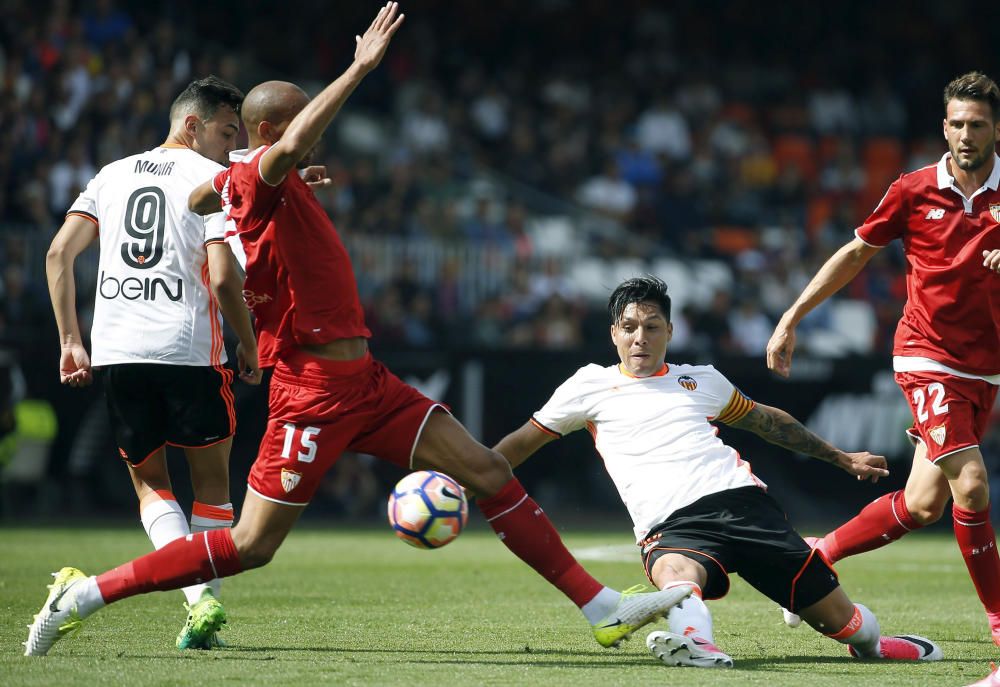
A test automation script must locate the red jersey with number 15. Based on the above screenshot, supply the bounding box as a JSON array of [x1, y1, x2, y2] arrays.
[[855, 153, 1000, 376], [214, 146, 370, 367]]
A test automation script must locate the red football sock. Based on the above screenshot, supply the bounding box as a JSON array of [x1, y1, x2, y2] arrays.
[[824, 490, 922, 562], [478, 478, 603, 607], [96, 529, 242, 604], [953, 503, 1000, 614]]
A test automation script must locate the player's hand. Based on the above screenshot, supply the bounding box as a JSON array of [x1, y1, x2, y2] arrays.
[[302, 165, 332, 191], [354, 2, 404, 74], [59, 342, 93, 387], [837, 451, 889, 483], [766, 321, 796, 378], [983, 249, 1000, 273], [236, 341, 262, 385]]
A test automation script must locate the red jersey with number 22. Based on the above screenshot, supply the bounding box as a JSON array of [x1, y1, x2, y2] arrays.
[[214, 146, 370, 367], [855, 154, 1000, 376]]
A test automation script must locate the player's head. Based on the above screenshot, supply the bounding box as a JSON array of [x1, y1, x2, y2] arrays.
[[608, 276, 673, 378], [168, 76, 244, 166], [942, 71, 1000, 173], [242, 81, 314, 165]]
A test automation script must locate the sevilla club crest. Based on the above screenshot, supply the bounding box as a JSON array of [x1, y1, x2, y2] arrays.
[[928, 424, 947, 447], [281, 468, 302, 493], [990, 203, 1000, 223]]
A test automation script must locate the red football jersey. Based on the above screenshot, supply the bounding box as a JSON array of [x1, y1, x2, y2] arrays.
[[214, 146, 370, 367], [856, 154, 1000, 375]]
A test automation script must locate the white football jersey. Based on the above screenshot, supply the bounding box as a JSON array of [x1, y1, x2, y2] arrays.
[[68, 145, 228, 366], [532, 362, 765, 542]]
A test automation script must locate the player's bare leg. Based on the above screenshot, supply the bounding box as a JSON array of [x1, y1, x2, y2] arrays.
[[901, 443, 951, 526], [412, 410, 691, 648], [798, 587, 941, 660], [937, 447, 1000, 644], [186, 439, 232, 505], [647, 552, 732, 668]]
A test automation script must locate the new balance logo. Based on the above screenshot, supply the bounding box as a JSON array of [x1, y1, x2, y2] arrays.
[[925, 208, 946, 220]]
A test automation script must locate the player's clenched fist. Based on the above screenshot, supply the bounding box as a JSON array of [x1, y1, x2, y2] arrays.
[[983, 249, 1000, 273]]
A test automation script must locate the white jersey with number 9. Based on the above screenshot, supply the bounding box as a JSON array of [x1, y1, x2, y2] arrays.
[[68, 145, 229, 367]]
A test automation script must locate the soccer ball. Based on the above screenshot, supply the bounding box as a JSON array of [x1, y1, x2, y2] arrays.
[[387, 470, 469, 549]]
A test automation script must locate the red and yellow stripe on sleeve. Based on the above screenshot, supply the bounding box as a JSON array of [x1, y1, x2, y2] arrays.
[[714, 388, 755, 424]]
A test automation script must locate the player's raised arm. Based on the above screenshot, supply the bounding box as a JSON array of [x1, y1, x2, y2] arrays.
[[766, 237, 881, 377], [258, 2, 404, 185], [46, 214, 99, 387], [728, 403, 888, 482], [494, 420, 558, 469]]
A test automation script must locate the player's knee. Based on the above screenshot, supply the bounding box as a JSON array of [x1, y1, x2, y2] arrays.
[[906, 500, 945, 525], [231, 528, 279, 570], [950, 465, 990, 511], [954, 480, 991, 512], [453, 447, 513, 497]]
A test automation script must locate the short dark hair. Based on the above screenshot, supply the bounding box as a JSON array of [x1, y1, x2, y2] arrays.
[[608, 276, 672, 325], [943, 71, 1000, 121], [170, 75, 244, 123]]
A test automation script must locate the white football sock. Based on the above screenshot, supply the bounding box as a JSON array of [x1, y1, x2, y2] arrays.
[[189, 502, 234, 599], [665, 582, 715, 643], [139, 495, 205, 605], [582, 587, 621, 624], [827, 603, 881, 656], [72, 576, 106, 619]]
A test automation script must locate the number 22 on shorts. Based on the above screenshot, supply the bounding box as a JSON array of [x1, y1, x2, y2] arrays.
[[280, 423, 321, 462], [912, 382, 949, 423]]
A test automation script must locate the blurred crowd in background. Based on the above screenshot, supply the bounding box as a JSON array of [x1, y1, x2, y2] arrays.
[[9, 0, 1000, 365], [1, 0, 999, 516]]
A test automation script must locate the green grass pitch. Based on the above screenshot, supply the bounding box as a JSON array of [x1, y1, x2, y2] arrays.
[[1, 526, 996, 686]]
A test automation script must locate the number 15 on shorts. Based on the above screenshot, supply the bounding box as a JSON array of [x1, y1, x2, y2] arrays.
[[281, 423, 321, 463]]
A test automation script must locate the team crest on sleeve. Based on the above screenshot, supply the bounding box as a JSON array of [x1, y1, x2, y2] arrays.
[[281, 468, 302, 493], [677, 375, 698, 391], [928, 424, 947, 446], [990, 203, 1000, 223]]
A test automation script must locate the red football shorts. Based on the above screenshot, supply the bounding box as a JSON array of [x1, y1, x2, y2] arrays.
[[248, 350, 446, 505], [894, 371, 998, 463]]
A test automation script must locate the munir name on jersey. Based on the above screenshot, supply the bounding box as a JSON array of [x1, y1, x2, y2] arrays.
[[133, 159, 176, 176]]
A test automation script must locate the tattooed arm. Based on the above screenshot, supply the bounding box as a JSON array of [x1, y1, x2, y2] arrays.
[[729, 402, 889, 482]]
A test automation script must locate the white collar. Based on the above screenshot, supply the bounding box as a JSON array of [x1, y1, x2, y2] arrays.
[[936, 152, 1000, 191]]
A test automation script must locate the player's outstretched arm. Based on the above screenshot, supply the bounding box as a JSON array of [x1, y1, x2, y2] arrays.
[[46, 215, 98, 387], [259, 2, 404, 185], [494, 421, 557, 469], [207, 242, 261, 385], [766, 237, 881, 377], [729, 403, 889, 482]]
